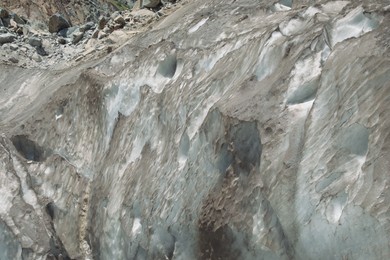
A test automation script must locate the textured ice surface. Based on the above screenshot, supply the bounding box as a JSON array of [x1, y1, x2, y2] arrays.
[[0, 0, 389, 259]]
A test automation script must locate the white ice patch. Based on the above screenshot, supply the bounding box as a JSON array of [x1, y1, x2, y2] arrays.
[[330, 6, 382, 48], [188, 17, 209, 34]]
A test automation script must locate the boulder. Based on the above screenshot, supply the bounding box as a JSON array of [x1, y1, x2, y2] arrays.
[[142, 0, 161, 8], [0, 8, 9, 19], [48, 13, 70, 33], [29, 36, 42, 47], [0, 33, 16, 44]]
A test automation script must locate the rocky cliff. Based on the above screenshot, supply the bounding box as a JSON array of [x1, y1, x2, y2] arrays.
[[0, 0, 389, 259]]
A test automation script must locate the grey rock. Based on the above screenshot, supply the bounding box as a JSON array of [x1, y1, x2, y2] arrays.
[[48, 13, 70, 33], [29, 36, 42, 47], [0, 8, 9, 19], [142, 0, 161, 8], [0, 33, 16, 44]]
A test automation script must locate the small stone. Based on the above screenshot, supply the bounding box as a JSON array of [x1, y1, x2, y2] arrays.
[[36, 46, 47, 56], [48, 13, 70, 33], [31, 53, 42, 62], [0, 33, 16, 44], [58, 37, 67, 44], [9, 43, 18, 50], [8, 56, 18, 63], [29, 36, 42, 47]]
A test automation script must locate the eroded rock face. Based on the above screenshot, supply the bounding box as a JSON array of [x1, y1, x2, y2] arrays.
[[0, 0, 389, 259]]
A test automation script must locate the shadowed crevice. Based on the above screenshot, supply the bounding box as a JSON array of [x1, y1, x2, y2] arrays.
[[11, 135, 46, 162]]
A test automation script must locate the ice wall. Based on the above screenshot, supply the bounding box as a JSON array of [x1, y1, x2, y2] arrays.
[[0, 0, 389, 259]]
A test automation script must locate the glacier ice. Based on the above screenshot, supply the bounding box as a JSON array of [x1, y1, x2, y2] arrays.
[[0, 0, 389, 259]]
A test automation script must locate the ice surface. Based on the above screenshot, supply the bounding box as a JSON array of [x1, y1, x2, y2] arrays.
[[330, 7, 382, 47]]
